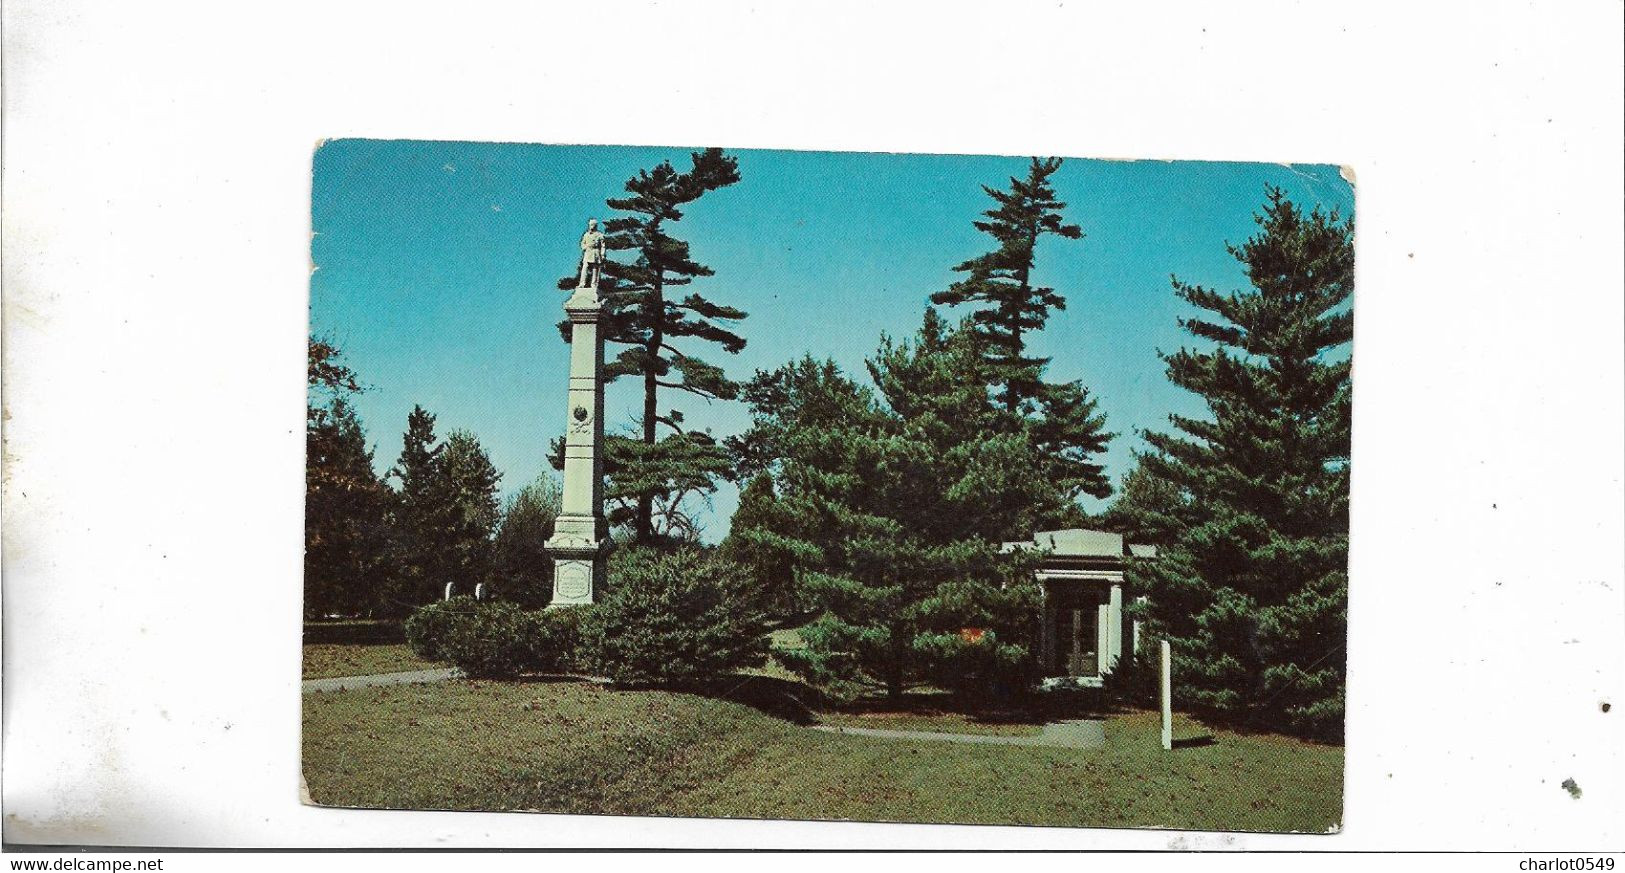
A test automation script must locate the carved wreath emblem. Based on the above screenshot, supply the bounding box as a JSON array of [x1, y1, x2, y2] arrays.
[[570, 405, 591, 433]]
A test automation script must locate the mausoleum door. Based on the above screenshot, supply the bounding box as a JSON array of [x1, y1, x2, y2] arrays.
[[1048, 586, 1103, 676]]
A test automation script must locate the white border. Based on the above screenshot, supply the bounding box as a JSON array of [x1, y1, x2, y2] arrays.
[[4, 0, 1622, 850]]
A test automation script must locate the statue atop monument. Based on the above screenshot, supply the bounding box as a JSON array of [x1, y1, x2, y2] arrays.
[[577, 218, 606, 289]]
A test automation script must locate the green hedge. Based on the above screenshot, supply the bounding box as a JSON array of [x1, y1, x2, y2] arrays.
[[402, 550, 768, 684], [404, 597, 584, 678]]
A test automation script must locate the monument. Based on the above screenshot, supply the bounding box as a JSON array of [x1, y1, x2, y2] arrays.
[[544, 219, 611, 605]]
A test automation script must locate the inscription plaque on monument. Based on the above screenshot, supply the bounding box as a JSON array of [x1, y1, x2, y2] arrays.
[[555, 562, 591, 602]]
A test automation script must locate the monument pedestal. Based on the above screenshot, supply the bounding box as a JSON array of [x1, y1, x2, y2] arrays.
[[545, 284, 611, 606]]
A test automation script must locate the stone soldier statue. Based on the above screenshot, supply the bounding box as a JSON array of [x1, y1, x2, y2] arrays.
[[577, 218, 606, 289]]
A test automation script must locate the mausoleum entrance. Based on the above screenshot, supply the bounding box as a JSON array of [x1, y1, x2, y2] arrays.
[[1004, 528, 1155, 683], [1047, 586, 1106, 677]]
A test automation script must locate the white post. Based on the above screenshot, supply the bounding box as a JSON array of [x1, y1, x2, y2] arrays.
[[474, 583, 485, 601], [1160, 640, 1173, 750], [1096, 603, 1112, 676], [443, 582, 454, 601], [1107, 584, 1124, 670]]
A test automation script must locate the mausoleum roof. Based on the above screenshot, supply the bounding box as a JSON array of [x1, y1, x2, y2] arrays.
[[1001, 528, 1117, 557], [1002, 528, 1158, 560]]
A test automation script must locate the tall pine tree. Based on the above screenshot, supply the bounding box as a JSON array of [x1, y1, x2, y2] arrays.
[[1131, 187, 1352, 741], [384, 405, 448, 614], [559, 148, 744, 544], [930, 157, 1112, 503]]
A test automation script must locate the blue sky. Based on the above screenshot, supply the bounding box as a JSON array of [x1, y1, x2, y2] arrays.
[[311, 141, 1353, 542]]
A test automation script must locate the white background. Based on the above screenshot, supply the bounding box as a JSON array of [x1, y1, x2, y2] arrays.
[[3, 0, 1622, 851]]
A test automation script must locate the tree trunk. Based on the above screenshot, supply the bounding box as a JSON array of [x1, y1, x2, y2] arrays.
[[1008, 254, 1032, 415], [637, 274, 663, 542], [886, 627, 905, 700]]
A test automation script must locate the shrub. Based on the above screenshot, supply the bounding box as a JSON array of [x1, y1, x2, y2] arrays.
[[1100, 648, 1161, 708], [579, 548, 770, 685], [403, 596, 477, 663], [911, 629, 1037, 700], [527, 604, 587, 674], [436, 600, 538, 678], [404, 597, 587, 678]]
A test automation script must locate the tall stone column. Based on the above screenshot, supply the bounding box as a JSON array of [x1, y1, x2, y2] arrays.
[[545, 276, 610, 605]]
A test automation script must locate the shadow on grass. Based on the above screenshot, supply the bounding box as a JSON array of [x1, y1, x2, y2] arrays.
[[824, 687, 1120, 727], [490, 671, 1129, 733], [677, 674, 829, 725], [1173, 734, 1218, 749], [303, 621, 405, 646]]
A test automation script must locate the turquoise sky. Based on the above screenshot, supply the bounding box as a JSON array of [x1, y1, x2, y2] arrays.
[[310, 140, 1353, 542]]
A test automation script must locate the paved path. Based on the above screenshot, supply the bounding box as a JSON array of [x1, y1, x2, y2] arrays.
[[811, 718, 1105, 749], [302, 667, 460, 694]]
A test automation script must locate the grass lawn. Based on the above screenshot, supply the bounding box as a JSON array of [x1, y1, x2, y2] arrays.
[[302, 678, 1342, 832], [302, 643, 440, 680]]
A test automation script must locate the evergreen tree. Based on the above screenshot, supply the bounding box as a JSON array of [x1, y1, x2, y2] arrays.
[[866, 309, 1079, 541], [385, 411, 504, 613], [1131, 187, 1352, 741], [384, 405, 449, 614], [305, 339, 390, 619], [931, 156, 1080, 412], [491, 476, 562, 608], [1100, 459, 1188, 547], [440, 429, 502, 593], [930, 157, 1112, 502], [718, 471, 798, 617], [559, 148, 744, 544], [733, 317, 1045, 699]]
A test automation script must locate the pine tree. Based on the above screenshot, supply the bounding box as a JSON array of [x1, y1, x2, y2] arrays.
[[384, 405, 449, 614], [717, 471, 798, 616], [560, 148, 744, 544], [930, 157, 1112, 502], [440, 429, 502, 593], [1132, 187, 1352, 740], [305, 341, 390, 619], [865, 309, 1076, 542], [385, 411, 504, 613], [931, 156, 1080, 411], [733, 317, 1046, 699], [1100, 459, 1189, 547]]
